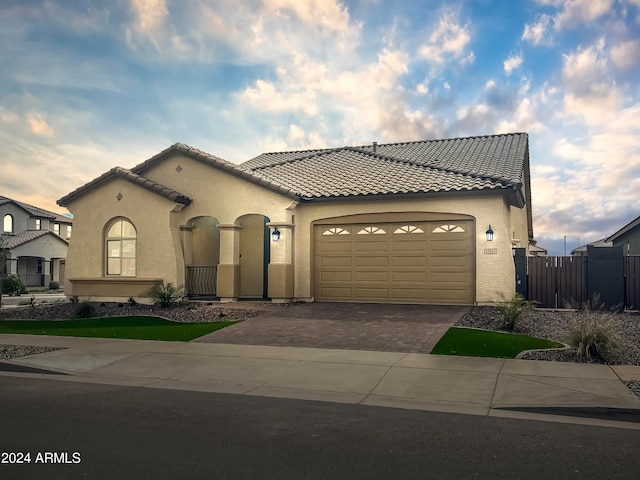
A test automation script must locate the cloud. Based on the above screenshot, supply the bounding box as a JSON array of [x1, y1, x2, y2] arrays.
[[611, 39, 640, 69], [503, 52, 523, 75], [27, 113, 54, 137], [522, 14, 552, 45], [417, 8, 472, 65], [561, 39, 622, 124], [554, 0, 614, 29]]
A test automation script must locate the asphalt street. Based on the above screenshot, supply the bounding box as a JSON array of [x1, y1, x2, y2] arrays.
[[1, 376, 639, 480]]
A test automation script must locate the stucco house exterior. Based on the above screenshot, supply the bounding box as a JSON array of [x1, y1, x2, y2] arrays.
[[606, 215, 640, 256], [1, 195, 72, 288], [57, 133, 534, 305]]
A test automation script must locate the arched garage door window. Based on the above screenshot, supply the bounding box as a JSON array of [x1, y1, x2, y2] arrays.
[[105, 219, 137, 276]]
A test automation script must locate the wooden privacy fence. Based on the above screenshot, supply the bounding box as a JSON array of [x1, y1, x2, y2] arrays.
[[523, 251, 640, 310], [528, 256, 587, 308], [186, 266, 217, 298]]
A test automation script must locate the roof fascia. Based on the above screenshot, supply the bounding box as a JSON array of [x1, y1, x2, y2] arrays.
[[606, 215, 640, 242]]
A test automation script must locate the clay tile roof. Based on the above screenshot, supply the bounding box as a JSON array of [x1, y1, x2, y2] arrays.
[[241, 133, 529, 198], [0, 195, 72, 224], [58, 167, 193, 207], [1, 230, 66, 249]]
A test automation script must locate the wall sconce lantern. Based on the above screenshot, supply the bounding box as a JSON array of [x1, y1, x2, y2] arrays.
[[486, 225, 494, 242], [271, 227, 281, 242]]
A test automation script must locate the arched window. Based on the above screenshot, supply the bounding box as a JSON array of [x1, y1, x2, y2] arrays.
[[105, 219, 136, 276], [3, 214, 13, 233]]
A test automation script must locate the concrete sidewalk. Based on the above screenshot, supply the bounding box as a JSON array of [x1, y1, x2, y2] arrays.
[[1, 333, 640, 429]]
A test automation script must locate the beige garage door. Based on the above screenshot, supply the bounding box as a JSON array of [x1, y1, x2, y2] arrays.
[[314, 221, 474, 304]]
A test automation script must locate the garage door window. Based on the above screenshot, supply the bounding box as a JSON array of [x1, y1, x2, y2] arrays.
[[357, 226, 386, 235], [433, 224, 465, 233], [322, 227, 350, 235], [394, 225, 424, 234]]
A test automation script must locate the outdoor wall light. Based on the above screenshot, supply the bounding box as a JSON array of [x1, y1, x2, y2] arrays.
[[271, 227, 281, 242], [486, 225, 494, 242]]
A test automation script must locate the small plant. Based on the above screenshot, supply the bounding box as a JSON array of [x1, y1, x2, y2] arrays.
[[567, 299, 622, 363], [74, 300, 97, 319], [147, 282, 184, 308], [128, 297, 138, 306], [494, 293, 537, 331], [69, 296, 79, 304], [2, 274, 27, 296], [48, 281, 60, 290]]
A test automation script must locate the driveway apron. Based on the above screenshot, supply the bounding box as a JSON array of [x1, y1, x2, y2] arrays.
[[194, 303, 469, 354]]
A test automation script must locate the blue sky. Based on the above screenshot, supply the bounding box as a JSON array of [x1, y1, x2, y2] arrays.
[[1, 0, 639, 255]]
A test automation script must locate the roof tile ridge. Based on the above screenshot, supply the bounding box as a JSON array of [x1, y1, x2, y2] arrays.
[[345, 146, 516, 186], [250, 147, 344, 171]]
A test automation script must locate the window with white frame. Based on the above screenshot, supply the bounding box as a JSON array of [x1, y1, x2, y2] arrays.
[[432, 224, 465, 233], [54, 223, 60, 235], [3, 214, 13, 233], [66, 225, 72, 239], [35, 219, 41, 230], [322, 227, 350, 235], [393, 225, 424, 234], [105, 219, 137, 276]]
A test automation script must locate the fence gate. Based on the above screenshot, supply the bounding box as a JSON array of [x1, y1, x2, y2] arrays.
[[626, 256, 640, 310], [527, 256, 587, 308]]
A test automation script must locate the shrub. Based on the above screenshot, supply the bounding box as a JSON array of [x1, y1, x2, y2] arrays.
[[147, 282, 184, 308], [48, 281, 60, 290], [74, 301, 97, 319], [2, 275, 27, 296], [494, 293, 537, 331], [567, 307, 621, 363], [128, 297, 137, 306]]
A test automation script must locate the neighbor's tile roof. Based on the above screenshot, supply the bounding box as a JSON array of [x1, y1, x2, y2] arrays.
[[1, 230, 67, 249], [0, 195, 72, 223], [241, 133, 528, 198]]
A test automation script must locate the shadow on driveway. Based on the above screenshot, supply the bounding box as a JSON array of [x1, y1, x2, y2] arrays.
[[194, 303, 469, 354]]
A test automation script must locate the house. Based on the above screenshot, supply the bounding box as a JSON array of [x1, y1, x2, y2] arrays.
[[57, 133, 534, 305], [606, 215, 640, 255], [528, 241, 547, 257], [570, 238, 613, 256], [1, 195, 72, 288]]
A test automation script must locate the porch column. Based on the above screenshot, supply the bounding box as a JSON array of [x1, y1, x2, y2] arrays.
[[216, 224, 242, 303], [266, 222, 294, 303], [42, 258, 51, 287], [51, 259, 61, 283], [180, 226, 194, 266], [6, 257, 17, 275]]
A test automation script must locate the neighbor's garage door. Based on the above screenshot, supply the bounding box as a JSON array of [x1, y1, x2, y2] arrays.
[[314, 221, 474, 304]]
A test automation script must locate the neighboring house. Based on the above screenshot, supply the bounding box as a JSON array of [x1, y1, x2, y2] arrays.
[[1, 195, 72, 288], [57, 133, 534, 306], [570, 238, 613, 256], [529, 242, 547, 257], [606, 215, 640, 256]]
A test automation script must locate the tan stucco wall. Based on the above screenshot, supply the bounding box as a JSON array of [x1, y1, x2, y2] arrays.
[[191, 216, 220, 266], [290, 194, 520, 305], [63, 176, 183, 299], [139, 154, 294, 224]]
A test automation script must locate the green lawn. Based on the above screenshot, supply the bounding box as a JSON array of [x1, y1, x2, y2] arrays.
[[0, 316, 238, 342], [431, 327, 564, 358]]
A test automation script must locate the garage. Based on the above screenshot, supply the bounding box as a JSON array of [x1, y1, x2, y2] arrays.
[[314, 220, 475, 304]]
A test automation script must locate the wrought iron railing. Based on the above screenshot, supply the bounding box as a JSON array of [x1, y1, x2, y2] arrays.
[[186, 266, 217, 297]]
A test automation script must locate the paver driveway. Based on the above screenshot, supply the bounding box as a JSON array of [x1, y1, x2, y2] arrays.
[[194, 303, 469, 354]]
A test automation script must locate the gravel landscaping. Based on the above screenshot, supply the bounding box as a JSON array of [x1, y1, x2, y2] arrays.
[[456, 306, 640, 366], [457, 306, 640, 398]]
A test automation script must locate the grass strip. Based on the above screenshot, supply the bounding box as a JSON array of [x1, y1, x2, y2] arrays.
[[0, 316, 238, 342], [431, 327, 564, 358]]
